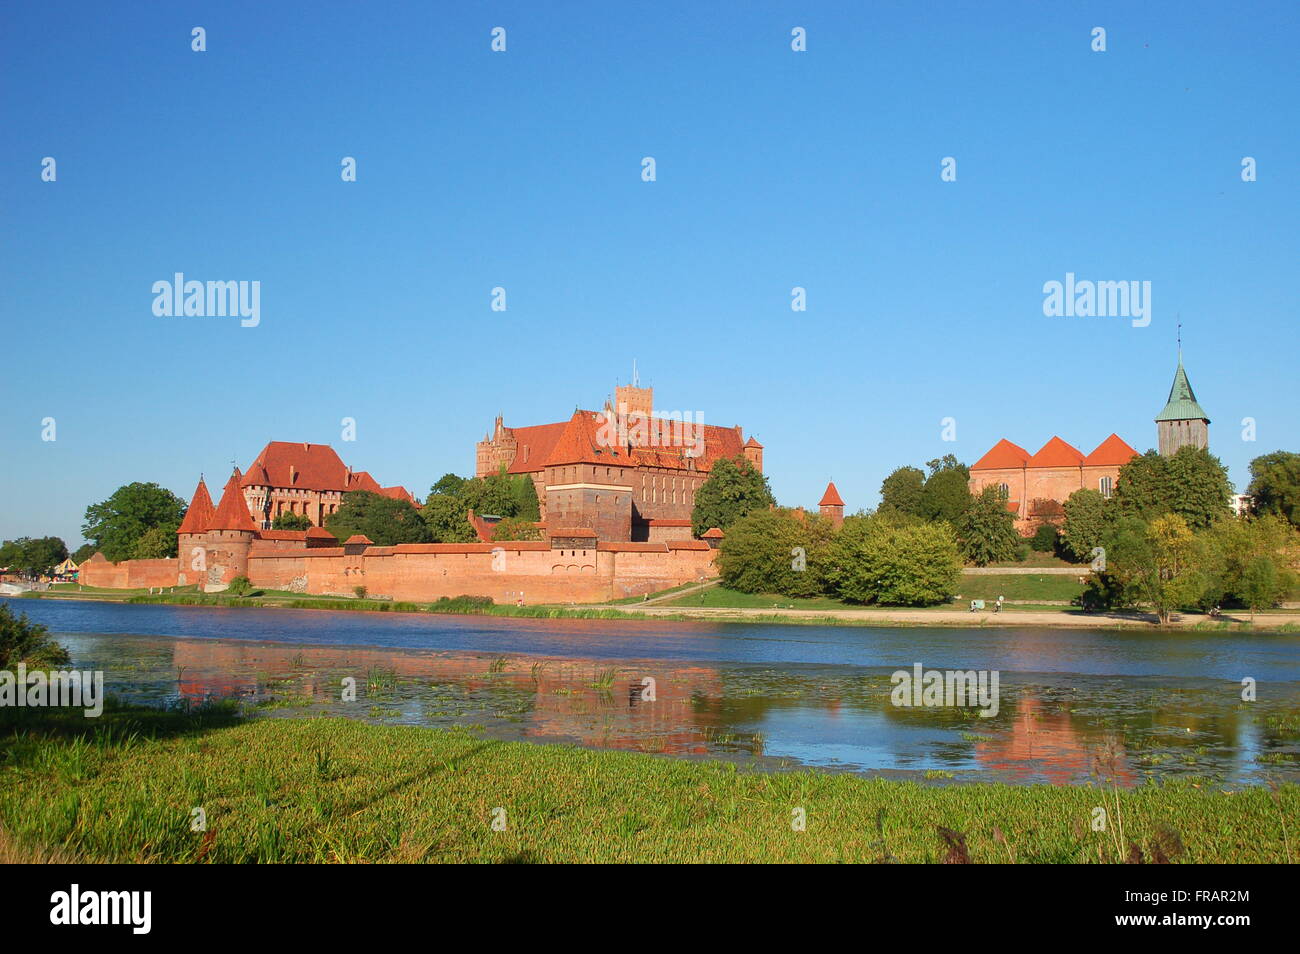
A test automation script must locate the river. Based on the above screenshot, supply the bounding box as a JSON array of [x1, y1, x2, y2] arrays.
[[6, 597, 1298, 787]]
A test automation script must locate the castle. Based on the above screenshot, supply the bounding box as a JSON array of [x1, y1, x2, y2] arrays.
[[475, 382, 762, 542], [969, 355, 1210, 534]]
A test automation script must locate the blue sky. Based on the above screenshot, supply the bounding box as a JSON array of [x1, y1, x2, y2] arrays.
[[2, 1, 1297, 546]]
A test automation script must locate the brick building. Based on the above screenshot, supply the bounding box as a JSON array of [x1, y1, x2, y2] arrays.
[[239, 441, 415, 530], [968, 355, 1209, 535], [475, 383, 763, 542]]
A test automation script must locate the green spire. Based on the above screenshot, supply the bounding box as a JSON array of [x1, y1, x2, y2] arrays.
[[1155, 358, 1209, 423]]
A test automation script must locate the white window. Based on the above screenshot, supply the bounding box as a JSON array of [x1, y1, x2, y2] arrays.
[[1099, 476, 1113, 499]]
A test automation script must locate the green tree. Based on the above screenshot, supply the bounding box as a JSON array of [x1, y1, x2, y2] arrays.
[[959, 486, 1021, 566], [1239, 555, 1283, 621], [508, 475, 541, 521], [878, 466, 925, 518], [429, 473, 468, 499], [0, 603, 71, 668], [1061, 488, 1110, 563], [918, 456, 971, 526], [1194, 514, 1296, 610], [130, 526, 176, 560], [691, 456, 776, 536], [325, 491, 432, 546], [226, 576, 253, 596], [1113, 447, 1231, 531], [827, 515, 960, 606], [272, 512, 313, 531], [1030, 523, 1060, 553], [717, 509, 834, 597], [0, 537, 69, 577], [491, 517, 543, 541], [420, 494, 478, 543], [1246, 450, 1300, 527], [1104, 513, 1201, 624], [459, 472, 521, 518], [71, 543, 97, 564], [83, 482, 186, 563]]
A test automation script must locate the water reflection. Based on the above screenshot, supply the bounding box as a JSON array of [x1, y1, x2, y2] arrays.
[[55, 629, 1300, 788]]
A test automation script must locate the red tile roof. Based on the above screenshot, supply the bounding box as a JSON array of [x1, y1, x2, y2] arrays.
[[501, 421, 571, 474], [549, 527, 598, 537], [819, 481, 845, 507], [971, 438, 1032, 471], [701, 527, 724, 539], [744, 437, 763, 448], [1029, 436, 1085, 468], [240, 441, 416, 503], [1084, 433, 1140, 467], [209, 470, 258, 532], [531, 410, 746, 473], [343, 535, 373, 545], [177, 478, 214, 534]]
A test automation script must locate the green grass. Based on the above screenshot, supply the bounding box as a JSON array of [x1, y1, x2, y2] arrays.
[[0, 703, 1293, 863], [954, 573, 1087, 603]]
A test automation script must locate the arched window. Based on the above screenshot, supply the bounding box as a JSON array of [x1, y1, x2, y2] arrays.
[[998, 483, 1009, 499]]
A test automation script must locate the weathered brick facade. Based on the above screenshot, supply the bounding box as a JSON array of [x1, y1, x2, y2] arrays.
[[476, 384, 761, 542]]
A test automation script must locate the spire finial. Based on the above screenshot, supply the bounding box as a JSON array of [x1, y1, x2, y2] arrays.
[[632, 358, 640, 388], [1177, 317, 1182, 362]]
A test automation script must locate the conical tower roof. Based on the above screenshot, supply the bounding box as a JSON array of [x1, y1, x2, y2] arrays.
[[208, 469, 258, 532], [177, 478, 215, 534], [1155, 359, 1210, 423]]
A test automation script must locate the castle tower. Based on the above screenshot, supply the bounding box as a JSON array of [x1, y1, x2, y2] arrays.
[[743, 436, 764, 472], [205, 468, 258, 587], [1155, 354, 1210, 456], [176, 477, 215, 587], [819, 481, 845, 528]]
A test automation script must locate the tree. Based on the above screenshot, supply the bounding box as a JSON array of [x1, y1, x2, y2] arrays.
[[0, 603, 70, 668], [691, 456, 776, 536], [827, 515, 960, 606], [959, 486, 1020, 566], [918, 456, 971, 526], [130, 526, 176, 560], [1030, 523, 1060, 553], [429, 473, 468, 499], [491, 517, 542, 541], [1240, 555, 1282, 621], [421, 494, 478, 543], [1112, 447, 1231, 531], [71, 543, 97, 564], [272, 512, 312, 531], [878, 466, 925, 518], [1061, 488, 1110, 563], [0, 537, 69, 578], [459, 472, 522, 518], [325, 491, 432, 546], [1103, 514, 1200, 624], [1247, 451, 1300, 527], [717, 509, 835, 597], [1194, 514, 1296, 611], [83, 482, 186, 563]]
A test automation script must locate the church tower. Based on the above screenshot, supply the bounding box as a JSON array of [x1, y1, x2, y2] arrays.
[[1155, 352, 1210, 456]]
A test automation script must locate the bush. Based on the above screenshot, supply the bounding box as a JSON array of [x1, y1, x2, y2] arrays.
[[1030, 523, 1059, 553], [0, 604, 71, 668], [827, 516, 960, 606], [717, 508, 834, 597], [353, 586, 368, 599], [226, 576, 252, 597]]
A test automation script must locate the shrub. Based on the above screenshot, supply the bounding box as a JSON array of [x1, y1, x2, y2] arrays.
[[1030, 523, 1059, 553], [0, 604, 71, 668], [353, 586, 368, 599], [226, 576, 252, 596], [827, 516, 960, 606]]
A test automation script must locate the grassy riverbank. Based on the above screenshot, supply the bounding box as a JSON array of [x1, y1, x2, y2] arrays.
[[0, 703, 1293, 864]]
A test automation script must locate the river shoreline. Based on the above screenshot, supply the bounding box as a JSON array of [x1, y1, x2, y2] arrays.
[[12, 589, 1300, 632]]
